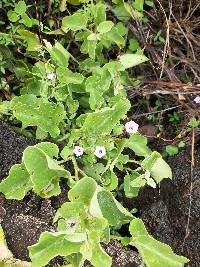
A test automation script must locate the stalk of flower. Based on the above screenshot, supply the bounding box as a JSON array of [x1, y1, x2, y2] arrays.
[[125, 120, 139, 134], [73, 146, 84, 157], [94, 146, 106, 158]]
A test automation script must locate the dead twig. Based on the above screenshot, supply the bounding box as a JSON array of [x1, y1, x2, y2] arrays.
[[181, 128, 195, 251]]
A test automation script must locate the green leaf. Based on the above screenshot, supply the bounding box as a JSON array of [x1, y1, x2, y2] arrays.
[[129, 218, 189, 267], [35, 142, 59, 158], [115, 22, 128, 36], [166, 145, 179, 156], [124, 2, 143, 19], [23, 146, 68, 196], [32, 61, 46, 78], [133, 0, 144, 11], [94, 3, 106, 25], [129, 38, 140, 51], [80, 98, 131, 137], [7, 10, 19, 22], [124, 172, 141, 198], [142, 151, 172, 183], [54, 201, 84, 223], [14, 1, 27, 15], [145, 0, 154, 6], [62, 13, 88, 31], [130, 176, 146, 187], [127, 134, 151, 157], [10, 94, 66, 138], [36, 127, 48, 140], [61, 146, 73, 159], [85, 75, 104, 110], [146, 177, 156, 188], [56, 67, 84, 84], [97, 190, 133, 227], [105, 26, 125, 47], [0, 163, 31, 200], [50, 42, 70, 67], [18, 30, 41, 52], [88, 231, 112, 267], [68, 177, 97, 205], [103, 171, 118, 191], [66, 253, 84, 267], [87, 40, 97, 60], [188, 117, 199, 128], [97, 21, 114, 33], [20, 13, 33, 27], [29, 232, 83, 267], [83, 163, 105, 181], [120, 53, 148, 69], [113, 4, 131, 21]]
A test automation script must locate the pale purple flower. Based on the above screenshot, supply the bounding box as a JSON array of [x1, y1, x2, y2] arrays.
[[125, 120, 139, 134], [94, 146, 106, 158], [194, 96, 200, 104], [47, 73, 56, 81], [73, 146, 84, 157]]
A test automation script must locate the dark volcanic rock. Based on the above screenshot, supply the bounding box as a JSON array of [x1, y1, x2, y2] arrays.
[[104, 240, 144, 267], [84, 240, 144, 267], [0, 120, 36, 181], [129, 148, 200, 267], [0, 121, 62, 266]]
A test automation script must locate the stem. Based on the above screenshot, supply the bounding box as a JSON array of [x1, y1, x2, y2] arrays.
[[72, 156, 79, 181], [58, 157, 71, 164], [78, 168, 88, 177], [0, 32, 23, 40], [102, 159, 111, 175], [57, 133, 69, 142], [128, 159, 140, 164]]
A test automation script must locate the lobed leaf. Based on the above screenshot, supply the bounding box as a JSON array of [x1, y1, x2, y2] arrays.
[[120, 53, 148, 69], [18, 30, 41, 52], [56, 67, 84, 84], [29, 232, 83, 267], [97, 190, 133, 227], [68, 177, 97, 205], [23, 146, 68, 196], [87, 231, 112, 267], [62, 13, 88, 31], [124, 172, 141, 198], [142, 151, 172, 183], [129, 218, 189, 267], [97, 21, 114, 33], [10, 94, 66, 138], [127, 134, 151, 157], [80, 98, 131, 137], [0, 163, 31, 200]]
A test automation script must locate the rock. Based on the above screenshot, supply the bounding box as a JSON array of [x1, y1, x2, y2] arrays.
[[104, 240, 144, 267], [128, 149, 200, 266], [0, 120, 36, 181]]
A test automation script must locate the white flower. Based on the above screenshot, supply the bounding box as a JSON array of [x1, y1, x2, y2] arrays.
[[125, 120, 139, 134], [73, 146, 84, 157], [47, 73, 56, 81], [94, 146, 106, 158], [194, 96, 200, 104]]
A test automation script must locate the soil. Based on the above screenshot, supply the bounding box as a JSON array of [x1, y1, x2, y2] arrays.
[[124, 146, 200, 267]]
